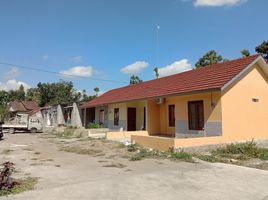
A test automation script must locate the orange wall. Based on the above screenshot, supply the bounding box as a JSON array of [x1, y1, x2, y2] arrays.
[[173, 63, 268, 149], [221, 63, 268, 141], [147, 99, 160, 135], [147, 91, 222, 136]]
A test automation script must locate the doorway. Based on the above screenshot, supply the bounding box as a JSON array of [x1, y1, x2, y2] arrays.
[[127, 107, 136, 131]]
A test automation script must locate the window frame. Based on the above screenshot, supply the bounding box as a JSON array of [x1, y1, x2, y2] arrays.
[[114, 108, 119, 126], [168, 105, 175, 127], [188, 101, 204, 130]]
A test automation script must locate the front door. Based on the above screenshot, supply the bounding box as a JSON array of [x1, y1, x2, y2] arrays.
[[127, 107, 136, 131]]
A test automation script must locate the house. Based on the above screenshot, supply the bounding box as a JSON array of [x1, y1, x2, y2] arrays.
[[81, 55, 268, 150], [8, 100, 39, 114], [41, 102, 83, 128]]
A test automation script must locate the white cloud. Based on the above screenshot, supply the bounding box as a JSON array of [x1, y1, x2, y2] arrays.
[[0, 79, 31, 91], [194, 0, 246, 7], [4, 67, 20, 79], [120, 61, 149, 74], [70, 56, 82, 63], [158, 59, 192, 78], [42, 55, 49, 61], [59, 66, 93, 78]]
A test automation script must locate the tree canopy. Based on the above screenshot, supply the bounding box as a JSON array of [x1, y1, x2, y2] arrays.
[[241, 49, 250, 57], [0, 80, 95, 109], [255, 41, 268, 62], [195, 50, 225, 68], [94, 87, 100, 96], [129, 75, 143, 84]]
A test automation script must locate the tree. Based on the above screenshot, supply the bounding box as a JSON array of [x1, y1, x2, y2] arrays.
[[129, 75, 143, 84], [94, 87, 100, 96], [26, 88, 40, 102], [17, 84, 25, 100], [153, 67, 159, 79], [195, 50, 224, 68], [255, 41, 268, 62], [241, 49, 250, 57], [36, 80, 81, 106]]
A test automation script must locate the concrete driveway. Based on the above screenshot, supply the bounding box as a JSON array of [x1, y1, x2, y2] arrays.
[[0, 134, 268, 200]]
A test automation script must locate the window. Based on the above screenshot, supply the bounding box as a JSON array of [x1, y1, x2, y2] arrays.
[[168, 105, 175, 127], [188, 101, 204, 130], [114, 108, 119, 126], [99, 110, 104, 125]]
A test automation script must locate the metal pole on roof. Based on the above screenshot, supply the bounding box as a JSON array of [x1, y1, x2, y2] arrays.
[[156, 25, 160, 67]]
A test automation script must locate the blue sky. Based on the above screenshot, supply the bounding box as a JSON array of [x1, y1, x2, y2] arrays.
[[0, 0, 267, 95]]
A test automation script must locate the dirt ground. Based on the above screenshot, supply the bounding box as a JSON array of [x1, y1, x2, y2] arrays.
[[0, 133, 268, 200]]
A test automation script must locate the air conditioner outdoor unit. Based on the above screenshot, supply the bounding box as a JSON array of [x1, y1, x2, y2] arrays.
[[155, 97, 165, 104]]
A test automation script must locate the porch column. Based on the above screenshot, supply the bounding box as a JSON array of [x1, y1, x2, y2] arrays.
[[84, 108, 87, 127]]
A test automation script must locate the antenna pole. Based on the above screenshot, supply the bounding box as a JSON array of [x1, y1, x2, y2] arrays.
[[156, 25, 160, 67]]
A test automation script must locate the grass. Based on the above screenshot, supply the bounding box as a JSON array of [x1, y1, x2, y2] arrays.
[[197, 154, 219, 163], [128, 144, 193, 162], [196, 141, 268, 163], [61, 146, 102, 155], [0, 177, 38, 196], [50, 128, 84, 140], [213, 141, 268, 161]]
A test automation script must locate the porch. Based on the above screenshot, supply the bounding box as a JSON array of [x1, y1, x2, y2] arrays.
[[81, 91, 223, 142]]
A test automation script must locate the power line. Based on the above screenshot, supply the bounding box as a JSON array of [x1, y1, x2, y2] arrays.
[[0, 62, 128, 84], [0, 61, 197, 96]]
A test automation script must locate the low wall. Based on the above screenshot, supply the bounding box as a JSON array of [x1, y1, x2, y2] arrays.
[[106, 131, 148, 139], [131, 135, 268, 152], [174, 136, 268, 149], [131, 135, 175, 151]]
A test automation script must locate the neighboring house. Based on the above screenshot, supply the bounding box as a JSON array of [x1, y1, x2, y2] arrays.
[[41, 102, 83, 128], [8, 100, 39, 114], [81, 55, 268, 150]]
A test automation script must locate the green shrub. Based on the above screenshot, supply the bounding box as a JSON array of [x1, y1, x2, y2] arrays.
[[215, 141, 258, 156], [213, 141, 268, 161], [258, 148, 268, 160], [127, 144, 138, 152], [86, 123, 104, 129], [170, 151, 192, 161]]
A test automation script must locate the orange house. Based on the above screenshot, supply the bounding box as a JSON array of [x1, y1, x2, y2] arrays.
[[81, 55, 268, 150]]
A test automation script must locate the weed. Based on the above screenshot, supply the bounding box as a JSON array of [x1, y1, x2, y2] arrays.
[[213, 141, 268, 161], [197, 154, 219, 163], [1, 149, 13, 154], [127, 144, 138, 152], [128, 147, 192, 162], [0, 162, 38, 196], [0, 177, 38, 196], [170, 151, 192, 161]]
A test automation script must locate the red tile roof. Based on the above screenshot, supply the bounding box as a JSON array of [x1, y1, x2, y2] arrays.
[[81, 54, 260, 108], [21, 101, 39, 110], [9, 100, 40, 113]]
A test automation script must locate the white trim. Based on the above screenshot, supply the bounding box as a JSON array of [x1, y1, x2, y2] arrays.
[[221, 56, 268, 92]]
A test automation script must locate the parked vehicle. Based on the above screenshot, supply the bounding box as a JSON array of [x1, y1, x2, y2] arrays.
[[1, 113, 43, 134]]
